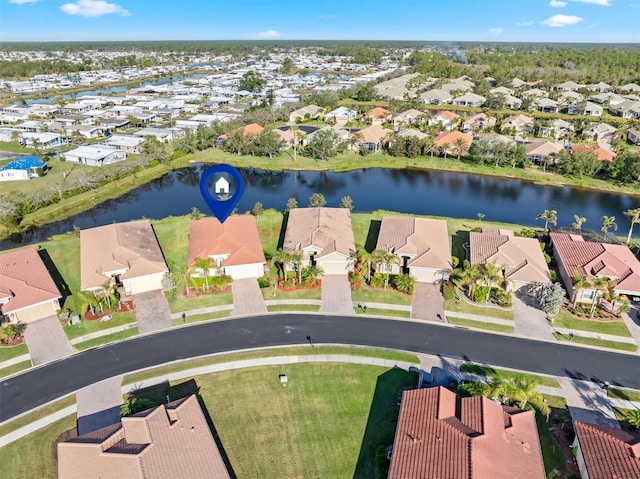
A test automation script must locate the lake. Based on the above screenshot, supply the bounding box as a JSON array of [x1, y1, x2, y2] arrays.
[[2, 165, 639, 249]]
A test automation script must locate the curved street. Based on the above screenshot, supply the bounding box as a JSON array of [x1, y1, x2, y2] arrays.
[[2, 313, 639, 422]]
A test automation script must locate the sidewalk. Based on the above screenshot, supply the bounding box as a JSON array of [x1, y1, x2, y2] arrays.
[[443, 311, 514, 326], [552, 326, 637, 344]]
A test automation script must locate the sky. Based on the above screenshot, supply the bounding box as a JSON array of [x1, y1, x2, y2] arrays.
[[1, 0, 639, 43]]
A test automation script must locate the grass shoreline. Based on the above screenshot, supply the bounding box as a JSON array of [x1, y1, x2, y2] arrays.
[[3, 147, 640, 240]]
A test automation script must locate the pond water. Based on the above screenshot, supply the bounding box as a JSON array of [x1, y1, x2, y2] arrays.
[[2, 165, 639, 248]]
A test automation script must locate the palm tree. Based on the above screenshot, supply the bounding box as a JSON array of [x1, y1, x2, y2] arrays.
[[624, 208, 640, 244], [271, 249, 292, 281], [590, 276, 609, 317], [302, 265, 324, 285], [477, 262, 503, 302], [572, 274, 591, 308], [393, 273, 415, 294], [536, 209, 558, 231], [193, 257, 213, 292], [348, 131, 364, 152], [450, 260, 476, 300], [571, 214, 586, 231], [290, 125, 300, 161], [290, 251, 304, 285], [356, 246, 374, 283], [422, 137, 438, 158], [170, 264, 196, 296], [10, 130, 21, 145], [601, 215, 618, 234], [440, 142, 451, 159], [625, 410, 640, 429], [452, 137, 469, 161], [376, 250, 400, 289], [492, 376, 550, 419]]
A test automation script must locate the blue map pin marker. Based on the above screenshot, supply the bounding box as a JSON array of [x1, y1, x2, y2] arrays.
[[199, 164, 245, 224]]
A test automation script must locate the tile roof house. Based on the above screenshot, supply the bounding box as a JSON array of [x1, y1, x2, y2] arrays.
[[393, 109, 426, 128], [80, 220, 169, 297], [283, 207, 356, 275], [470, 228, 551, 289], [365, 106, 392, 125], [420, 89, 453, 105], [452, 92, 486, 107], [357, 124, 391, 152], [573, 420, 640, 479], [289, 104, 324, 122], [0, 155, 47, 182], [188, 216, 266, 280], [550, 232, 640, 306], [0, 248, 62, 324], [572, 144, 617, 163], [525, 141, 564, 166], [215, 123, 263, 147], [388, 387, 545, 479], [434, 131, 473, 154], [57, 395, 231, 479], [428, 111, 461, 130], [501, 114, 535, 134], [376, 217, 452, 283]]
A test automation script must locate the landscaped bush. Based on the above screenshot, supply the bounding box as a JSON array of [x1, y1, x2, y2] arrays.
[[474, 285, 490, 303], [370, 272, 384, 288], [470, 227, 482, 233], [442, 281, 456, 300], [374, 445, 389, 479], [209, 274, 232, 291], [490, 288, 512, 308], [257, 276, 270, 288], [516, 227, 537, 238]]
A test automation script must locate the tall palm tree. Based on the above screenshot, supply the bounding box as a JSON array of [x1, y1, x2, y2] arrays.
[[170, 264, 196, 296], [290, 125, 300, 160], [572, 274, 591, 308], [601, 215, 618, 234], [193, 257, 213, 292], [624, 208, 640, 244], [422, 137, 438, 158], [571, 214, 586, 231], [492, 376, 550, 419], [271, 249, 292, 281], [536, 209, 558, 231], [356, 246, 374, 283], [452, 137, 469, 161], [290, 251, 304, 285], [478, 262, 503, 302], [590, 276, 609, 317], [440, 142, 451, 159], [348, 131, 364, 152]]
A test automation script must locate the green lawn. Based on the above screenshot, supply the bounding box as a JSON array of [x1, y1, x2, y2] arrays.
[[608, 387, 640, 402], [460, 363, 561, 388], [0, 415, 76, 479], [255, 210, 285, 256], [356, 308, 410, 318], [447, 316, 515, 334], [552, 309, 632, 337], [444, 297, 515, 320], [199, 363, 417, 479], [152, 215, 191, 268], [262, 286, 322, 300], [0, 395, 76, 438], [74, 328, 139, 351], [267, 304, 321, 312], [39, 233, 81, 313], [352, 284, 413, 306], [166, 290, 233, 314], [171, 310, 231, 326], [553, 332, 638, 352], [0, 343, 28, 362], [0, 360, 32, 379], [63, 311, 136, 340], [536, 411, 565, 478]]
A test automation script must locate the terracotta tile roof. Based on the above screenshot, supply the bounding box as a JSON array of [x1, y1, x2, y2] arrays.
[[187, 216, 266, 268], [433, 111, 461, 121], [434, 131, 472, 147], [525, 141, 564, 156], [366, 106, 392, 119], [218, 123, 263, 140], [58, 395, 231, 479], [283, 207, 355, 259], [470, 229, 551, 284], [550, 233, 640, 295], [574, 420, 640, 479], [359, 124, 391, 144], [388, 387, 545, 479], [376, 216, 451, 271], [80, 220, 168, 291], [573, 144, 617, 162], [0, 248, 61, 313]]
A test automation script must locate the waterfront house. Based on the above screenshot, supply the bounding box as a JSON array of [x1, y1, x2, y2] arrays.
[[0, 156, 46, 181], [214, 123, 263, 147], [63, 144, 126, 167], [357, 124, 391, 152], [105, 135, 145, 154], [434, 131, 472, 154]]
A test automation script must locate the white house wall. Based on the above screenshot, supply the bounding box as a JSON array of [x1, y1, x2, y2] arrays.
[[317, 251, 353, 275], [14, 299, 60, 324], [410, 267, 447, 283], [124, 272, 166, 295], [224, 263, 264, 280], [0, 169, 30, 181]]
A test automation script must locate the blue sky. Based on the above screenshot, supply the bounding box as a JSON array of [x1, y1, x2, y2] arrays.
[[2, 0, 639, 43]]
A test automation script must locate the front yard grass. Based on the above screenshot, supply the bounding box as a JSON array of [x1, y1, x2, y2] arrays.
[[460, 363, 561, 388], [551, 309, 632, 337], [0, 343, 28, 363], [74, 328, 138, 351], [608, 387, 640, 402], [535, 411, 566, 478], [267, 304, 321, 312], [352, 284, 413, 306], [553, 332, 638, 352], [171, 310, 231, 326], [261, 286, 321, 300], [166, 290, 233, 314], [444, 297, 515, 320], [0, 360, 32, 379], [63, 311, 136, 341], [447, 316, 515, 334], [356, 308, 410, 318]]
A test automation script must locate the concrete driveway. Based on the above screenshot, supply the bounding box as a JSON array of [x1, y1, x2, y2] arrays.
[[76, 375, 123, 435], [320, 275, 355, 314], [512, 295, 555, 340], [412, 282, 445, 322], [231, 278, 267, 316], [133, 290, 172, 334], [23, 315, 74, 365]]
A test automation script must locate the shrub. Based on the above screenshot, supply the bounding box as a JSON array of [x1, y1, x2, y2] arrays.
[[451, 256, 459, 268], [209, 274, 232, 291], [516, 227, 537, 238], [374, 445, 389, 479], [257, 276, 270, 288], [490, 288, 512, 308], [370, 272, 384, 288], [474, 285, 490, 303], [470, 227, 482, 233], [442, 281, 456, 301]]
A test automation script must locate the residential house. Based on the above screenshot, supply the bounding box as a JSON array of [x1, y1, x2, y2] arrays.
[[559, 90, 584, 105], [420, 89, 453, 105], [134, 127, 179, 143], [393, 109, 426, 128], [501, 114, 534, 134], [428, 111, 461, 130], [80, 220, 169, 297], [572, 420, 640, 479], [628, 127, 640, 145], [0, 156, 46, 182], [388, 387, 545, 479], [522, 88, 548, 98], [511, 77, 528, 89], [555, 80, 583, 91], [105, 135, 145, 154], [535, 97, 559, 113], [397, 129, 428, 141], [357, 124, 391, 152], [365, 106, 392, 125], [440, 78, 474, 92], [452, 92, 486, 107], [57, 395, 231, 479], [434, 131, 472, 155], [490, 86, 514, 96], [583, 102, 604, 117], [550, 232, 640, 306], [589, 93, 623, 106], [283, 207, 356, 275], [525, 141, 564, 166], [63, 144, 126, 166], [572, 144, 616, 163], [469, 228, 551, 290], [462, 113, 496, 134], [504, 95, 523, 110], [289, 104, 324, 122], [187, 216, 266, 280], [609, 99, 640, 119], [619, 83, 640, 94], [324, 106, 357, 123], [215, 123, 263, 147], [274, 127, 305, 148], [587, 82, 612, 92], [582, 123, 616, 144], [376, 217, 451, 283], [19, 132, 62, 149], [0, 248, 62, 324]]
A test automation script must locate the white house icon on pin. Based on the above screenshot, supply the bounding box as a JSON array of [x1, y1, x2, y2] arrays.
[[215, 177, 229, 194]]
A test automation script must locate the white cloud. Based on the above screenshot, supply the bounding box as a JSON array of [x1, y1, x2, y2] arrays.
[[489, 27, 504, 34], [515, 20, 534, 26], [570, 0, 611, 5], [60, 0, 130, 17], [8, 0, 40, 4], [550, 0, 567, 6], [256, 29, 280, 39], [541, 14, 584, 27]]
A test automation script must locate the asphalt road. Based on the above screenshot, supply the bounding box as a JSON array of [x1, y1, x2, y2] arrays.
[[2, 314, 639, 422]]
